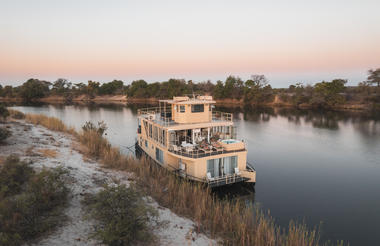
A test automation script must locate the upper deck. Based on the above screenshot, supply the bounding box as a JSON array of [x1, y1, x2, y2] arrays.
[[137, 96, 233, 128]]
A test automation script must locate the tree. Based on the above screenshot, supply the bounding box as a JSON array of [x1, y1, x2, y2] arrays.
[[243, 75, 273, 104], [213, 80, 225, 99], [128, 80, 148, 98], [20, 79, 51, 101], [99, 80, 124, 95], [2, 85, 14, 97], [87, 80, 100, 97], [368, 68, 380, 87], [52, 78, 72, 95], [311, 79, 347, 107], [224, 76, 244, 99]]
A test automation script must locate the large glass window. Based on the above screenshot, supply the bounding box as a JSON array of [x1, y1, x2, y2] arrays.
[[207, 156, 238, 177], [223, 156, 237, 175], [191, 104, 204, 113], [207, 158, 220, 178]]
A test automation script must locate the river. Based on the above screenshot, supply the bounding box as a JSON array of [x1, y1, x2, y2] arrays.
[[10, 103, 380, 246]]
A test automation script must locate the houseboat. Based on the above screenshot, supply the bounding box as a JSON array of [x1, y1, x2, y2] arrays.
[[136, 96, 256, 187]]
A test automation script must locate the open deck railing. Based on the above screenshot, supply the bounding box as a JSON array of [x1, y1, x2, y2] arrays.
[[138, 107, 233, 124], [212, 111, 233, 122], [207, 173, 248, 187], [169, 144, 246, 159], [138, 107, 174, 126]]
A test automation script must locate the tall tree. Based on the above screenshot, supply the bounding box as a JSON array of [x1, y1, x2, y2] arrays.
[[367, 68, 380, 87]]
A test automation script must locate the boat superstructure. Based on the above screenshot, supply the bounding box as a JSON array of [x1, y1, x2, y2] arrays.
[[136, 96, 256, 187]]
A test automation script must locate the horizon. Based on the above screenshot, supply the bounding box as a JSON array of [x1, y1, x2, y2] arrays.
[[1, 0, 379, 87]]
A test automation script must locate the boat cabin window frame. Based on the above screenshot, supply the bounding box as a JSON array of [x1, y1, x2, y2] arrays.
[[191, 104, 204, 113], [180, 105, 185, 113]]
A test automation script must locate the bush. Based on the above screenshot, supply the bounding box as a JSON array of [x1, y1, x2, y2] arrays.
[[0, 104, 9, 120], [0, 156, 69, 245], [82, 121, 107, 136], [83, 184, 158, 246], [0, 155, 34, 198], [0, 127, 11, 142]]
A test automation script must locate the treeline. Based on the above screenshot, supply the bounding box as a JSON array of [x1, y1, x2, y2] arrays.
[[0, 68, 379, 108]]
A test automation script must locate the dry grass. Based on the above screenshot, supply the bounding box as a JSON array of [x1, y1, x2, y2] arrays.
[[12, 110, 344, 246], [37, 148, 58, 158], [24, 114, 76, 136], [8, 109, 26, 119]]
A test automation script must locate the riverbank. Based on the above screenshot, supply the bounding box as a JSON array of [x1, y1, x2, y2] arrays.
[[1, 95, 372, 111], [0, 118, 215, 245]]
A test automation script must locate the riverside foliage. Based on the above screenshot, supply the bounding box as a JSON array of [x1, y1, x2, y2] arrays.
[[1, 68, 379, 109], [19, 111, 345, 246]]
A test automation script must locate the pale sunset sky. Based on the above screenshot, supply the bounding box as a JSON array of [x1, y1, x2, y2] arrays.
[[0, 0, 379, 87]]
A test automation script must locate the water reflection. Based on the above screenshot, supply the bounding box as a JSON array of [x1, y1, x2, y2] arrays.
[[217, 105, 380, 136]]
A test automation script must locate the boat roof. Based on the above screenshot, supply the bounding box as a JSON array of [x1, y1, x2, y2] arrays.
[[159, 96, 216, 105]]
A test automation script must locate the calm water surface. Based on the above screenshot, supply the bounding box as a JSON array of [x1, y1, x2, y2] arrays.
[[11, 104, 380, 246]]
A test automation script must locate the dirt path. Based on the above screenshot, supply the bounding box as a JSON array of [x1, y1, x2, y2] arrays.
[[0, 121, 216, 246]]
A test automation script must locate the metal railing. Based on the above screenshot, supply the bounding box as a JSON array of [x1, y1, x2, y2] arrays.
[[212, 111, 233, 122], [169, 144, 246, 159], [138, 107, 174, 126], [207, 173, 248, 187]]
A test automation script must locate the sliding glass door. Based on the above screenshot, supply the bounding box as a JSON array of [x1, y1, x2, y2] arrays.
[[207, 156, 238, 178]]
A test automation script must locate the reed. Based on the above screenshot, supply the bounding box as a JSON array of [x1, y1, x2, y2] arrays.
[[13, 110, 343, 246], [24, 113, 76, 136], [8, 109, 25, 119]]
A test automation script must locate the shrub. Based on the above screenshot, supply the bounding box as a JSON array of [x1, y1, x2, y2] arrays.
[[82, 121, 107, 136], [0, 155, 34, 198], [0, 104, 9, 120], [83, 184, 158, 246], [0, 127, 11, 142], [0, 156, 69, 245]]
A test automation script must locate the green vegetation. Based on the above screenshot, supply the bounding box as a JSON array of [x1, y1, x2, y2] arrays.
[[83, 184, 158, 246], [0, 127, 11, 142], [0, 104, 9, 121], [0, 105, 11, 142], [0, 68, 379, 109], [0, 155, 69, 245]]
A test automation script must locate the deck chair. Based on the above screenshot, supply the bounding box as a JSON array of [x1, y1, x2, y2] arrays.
[[206, 172, 214, 181], [234, 168, 240, 175]]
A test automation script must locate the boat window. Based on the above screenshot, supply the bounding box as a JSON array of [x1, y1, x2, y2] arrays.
[[191, 104, 204, 113], [180, 105, 185, 113], [156, 147, 164, 163]]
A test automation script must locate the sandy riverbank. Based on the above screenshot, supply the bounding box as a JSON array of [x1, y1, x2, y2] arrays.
[[0, 120, 216, 246]]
